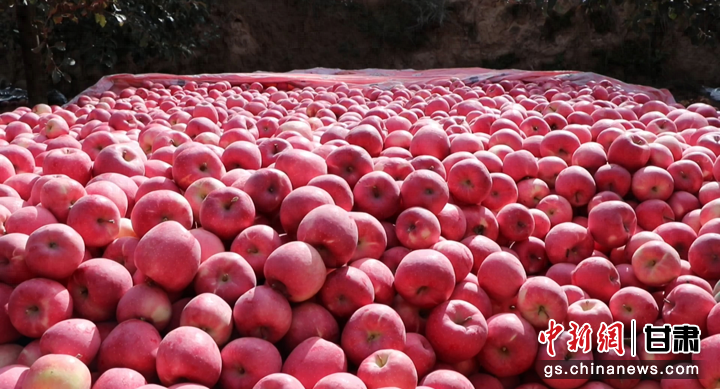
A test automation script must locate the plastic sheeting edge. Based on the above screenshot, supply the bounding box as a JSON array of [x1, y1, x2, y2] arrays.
[[67, 67, 676, 105]]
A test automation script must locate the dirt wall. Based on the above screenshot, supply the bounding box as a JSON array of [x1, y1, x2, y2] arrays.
[[1, 0, 719, 103]]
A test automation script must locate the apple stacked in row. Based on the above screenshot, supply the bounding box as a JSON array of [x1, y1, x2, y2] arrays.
[[0, 75, 719, 389]]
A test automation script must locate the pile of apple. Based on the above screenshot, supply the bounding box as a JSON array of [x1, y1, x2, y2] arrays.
[[0, 75, 720, 389]]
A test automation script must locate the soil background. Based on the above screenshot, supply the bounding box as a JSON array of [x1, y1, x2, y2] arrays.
[[1, 0, 719, 106]]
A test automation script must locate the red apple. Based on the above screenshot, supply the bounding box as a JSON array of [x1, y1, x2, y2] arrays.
[[115, 283, 171, 331], [537, 156, 568, 189], [320, 266, 375, 318], [447, 159, 492, 205], [233, 285, 292, 343], [341, 303, 406, 366], [496, 203, 535, 242], [477, 313, 538, 378], [607, 133, 651, 171], [21, 354, 91, 389], [349, 212, 387, 261], [296, 204, 358, 268], [130, 189, 193, 238], [554, 166, 596, 207], [536, 195, 573, 227], [97, 319, 162, 381], [86, 180, 129, 217], [663, 284, 715, 334], [326, 145, 374, 189], [39, 176, 87, 223], [513, 237, 549, 274], [635, 199, 675, 231], [0, 234, 33, 286], [587, 201, 637, 249], [395, 207, 441, 250], [156, 326, 222, 387], [425, 300, 487, 363], [352, 171, 401, 221], [279, 186, 334, 236], [314, 372, 367, 389], [393, 249, 455, 309], [91, 367, 148, 389], [263, 241, 327, 302], [410, 127, 450, 160], [517, 276, 568, 329], [282, 337, 347, 389], [462, 204, 500, 240], [219, 338, 282, 389], [357, 349, 417, 389], [693, 335, 720, 389], [253, 373, 304, 389], [67, 258, 133, 322], [193, 251, 256, 305], [94, 144, 146, 177], [133, 221, 201, 292], [43, 148, 92, 186], [653, 221, 697, 259], [221, 140, 262, 171], [0, 284, 20, 345], [478, 251, 526, 300], [274, 149, 328, 188], [631, 166, 674, 201], [230, 225, 282, 279], [39, 318, 101, 365], [0, 345, 20, 370], [572, 142, 607, 173], [608, 286, 658, 329], [199, 187, 255, 240], [688, 232, 720, 279], [5, 206, 57, 235], [400, 170, 449, 215], [483, 173, 519, 211], [540, 130, 581, 164], [432, 240, 473, 282], [180, 293, 233, 346], [594, 163, 632, 197], [7, 278, 72, 338], [172, 145, 225, 190], [308, 174, 354, 212], [668, 160, 703, 194], [631, 241, 682, 286], [566, 299, 612, 336], [16, 340, 41, 367], [67, 195, 121, 247], [571, 256, 620, 303], [437, 203, 467, 241], [517, 178, 551, 209], [25, 223, 84, 280], [189, 227, 224, 263]]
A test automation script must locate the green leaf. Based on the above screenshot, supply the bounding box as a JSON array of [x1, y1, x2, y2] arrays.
[[51, 68, 61, 84], [95, 13, 107, 27], [30, 42, 45, 54], [54, 41, 66, 51], [61, 57, 76, 66]]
